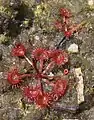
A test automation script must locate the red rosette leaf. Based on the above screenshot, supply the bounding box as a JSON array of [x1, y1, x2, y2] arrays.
[[12, 43, 26, 57]]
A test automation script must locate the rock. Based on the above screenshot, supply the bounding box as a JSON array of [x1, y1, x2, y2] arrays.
[[88, 0, 94, 6], [86, 107, 94, 120], [48, 72, 54, 77], [68, 43, 79, 53], [74, 68, 84, 104]]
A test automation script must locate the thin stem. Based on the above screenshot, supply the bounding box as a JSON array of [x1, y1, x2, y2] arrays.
[[56, 36, 66, 49], [41, 74, 54, 80], [42, 79, 54, 87], [39, 59, 44, 73], [20, 74, 33, 78], [42, 61, 55, 74], [32, 58, 39, 73], [24, 55, 39, 74], [24, 55, 33, 66], [41, 74, 62, 81], [37, 78, 44, 95]]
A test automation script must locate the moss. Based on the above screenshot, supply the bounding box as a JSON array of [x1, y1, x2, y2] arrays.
[[33, 2, 54, 33], [0, 1, 34, 38], [0, 6, 12, 16], [34, 2, 48, 17], [0, 34, 10, 44]]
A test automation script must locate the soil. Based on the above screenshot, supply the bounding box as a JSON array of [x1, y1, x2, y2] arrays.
[[0, 0, 94, 120]]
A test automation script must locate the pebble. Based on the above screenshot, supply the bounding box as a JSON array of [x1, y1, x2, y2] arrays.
[[68, 43, 78, 53], [48, 72, 54, 77], [88, 0, 94, 6], [74, 68, 84, 104], [34, 36, 40, 41]]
